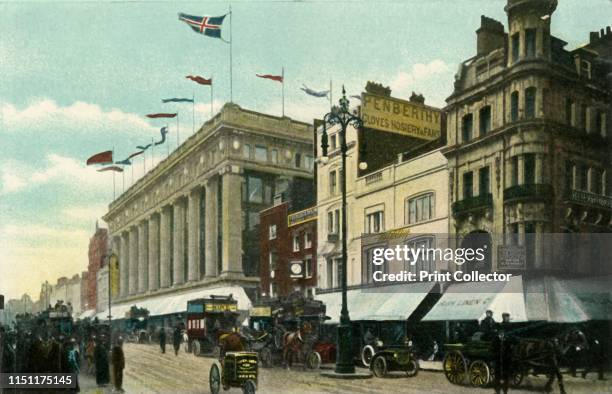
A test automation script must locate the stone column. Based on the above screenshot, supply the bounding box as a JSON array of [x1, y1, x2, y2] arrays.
[[159, 206, 172, 288], [204, 178, 218, 278], [128, 226, 139, 295], [187, 189, 201, 282], [148, 214, 160, 291], [518, 155, 525, 185], [173, 199, 186, 286], [119, 233, 129, 298], [221, 169, 244, 276], [137, 221, 148, 293]]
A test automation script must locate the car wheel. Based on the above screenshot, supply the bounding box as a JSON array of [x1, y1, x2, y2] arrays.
[[372, 355, 387, 378], [361, 345, 375, 367]]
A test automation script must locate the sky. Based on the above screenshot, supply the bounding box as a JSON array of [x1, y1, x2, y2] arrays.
[[0, 0, 609, 301]]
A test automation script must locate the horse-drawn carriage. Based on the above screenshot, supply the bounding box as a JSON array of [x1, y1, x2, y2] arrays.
[[123, 306, 150, 344], [209, 351, 258, 394], [186, 295, 239, 357]]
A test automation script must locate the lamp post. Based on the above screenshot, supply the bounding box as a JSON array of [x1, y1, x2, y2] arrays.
[[320, 86, 367, 375]]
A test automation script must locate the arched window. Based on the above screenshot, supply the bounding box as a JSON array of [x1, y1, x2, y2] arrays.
[[525, 87, 536, 119]]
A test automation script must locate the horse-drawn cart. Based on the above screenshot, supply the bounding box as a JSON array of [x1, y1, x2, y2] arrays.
[[209, 351, 258, 394]]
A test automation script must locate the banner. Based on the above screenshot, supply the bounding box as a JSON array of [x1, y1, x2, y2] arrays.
[[361, 92, 442, 140], [109, 253, 120, 298]]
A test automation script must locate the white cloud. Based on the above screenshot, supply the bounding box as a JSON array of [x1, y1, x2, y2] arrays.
[[0, 99, 156, 135], [388, 59, 453, 106], [1, 172, 26, 193], [63, 204, 108, 222]]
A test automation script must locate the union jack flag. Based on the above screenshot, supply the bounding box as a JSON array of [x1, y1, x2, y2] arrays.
[[178, 13, 226, 39]]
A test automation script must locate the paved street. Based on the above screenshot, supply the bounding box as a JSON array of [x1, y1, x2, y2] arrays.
[[78, 344, 611, 394]]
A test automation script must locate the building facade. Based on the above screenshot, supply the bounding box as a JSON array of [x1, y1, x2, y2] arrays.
[[444, 0, 611, 276], [87, 223, 108, 312], [260, 200, 317, 298], [102, 103, 314, 309]]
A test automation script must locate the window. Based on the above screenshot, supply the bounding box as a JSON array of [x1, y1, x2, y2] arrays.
[[295, 152, 302, 168], [524, 154, 535, 184], [479, 106, 491, 135], [269, 224, 277, 240], [578, 165, 588, 191], [363, 247, 387, 284], [406, 237, 435, 274], [591, 168, 603, 194], [595, 110, 606, 136], [304, 232, 312, 249], [479, 166, 490, 195], [525, 29, 536, 58], [269, 251, 278, 271], [330, 134, 337, 151], [525, 87, 536, 119], [243, 144, 251, 159], [305, 155, 314, 171], [407, 193, 434, 224], [247, 177, 263, 203], [327, 211, 334, 234], [293, 234, 300, 252], [304, 257, 313, 278], [270, 282, 277, 298], [326, 259, 334, 288], [511, 33, 520, 63], [565, 161, 574, 191], [510, 223, 519, 245], [334, 209, 340, 235], [329, 170, 337, 195], [271, 149, 279, 164], [365, 211, 384, 234], [462, 114, 473, 142], [566, 99, 575, 126], [463, 171, 473, 199], [510, 91, 519, 122], [580, 104, 588, 131], [580, 59, 592, 79], [335, 257, 342, 288], [254, 145, 267, 161]]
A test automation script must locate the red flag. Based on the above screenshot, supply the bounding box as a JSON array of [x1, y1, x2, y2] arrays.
[[86, 150, 113, 165], [128, 151, 144, 159], [146, 113, 178, 118], [97, 166, 123, 173], [256, 74, 283, 83], [186, 75, 212, 85]]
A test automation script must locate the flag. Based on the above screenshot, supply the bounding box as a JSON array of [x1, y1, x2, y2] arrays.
[[301, 85, 329, 98], [97, 166, 123, 173], [162, 98, 194, 103], [136, 143, 152, 151], [128, 151, 144, 159], [256, 74, 283, 83], [146, 113, 177, 118], [115, 158, 131, 166], [186, 75, 212, 85], [154, 127, 169, 146], [86, 150, 113, 165], [178, 13, 226, 39]]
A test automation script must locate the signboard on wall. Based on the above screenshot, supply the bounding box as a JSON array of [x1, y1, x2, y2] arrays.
[[361, 92, 442, 140], [109, 254, 120, 298]]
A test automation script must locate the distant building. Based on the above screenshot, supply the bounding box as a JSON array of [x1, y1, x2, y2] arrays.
[[260, 197, 317, 298], [80, 271, 89, 314], [87, 222, 108, 311]]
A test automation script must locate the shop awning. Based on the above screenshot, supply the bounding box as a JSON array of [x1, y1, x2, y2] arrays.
[[78, 309, 96, 320], [524, 275, 612, 322], [422, 275, 527, 323], [316, 282, 436, 324], [94, 286, 252, 321]]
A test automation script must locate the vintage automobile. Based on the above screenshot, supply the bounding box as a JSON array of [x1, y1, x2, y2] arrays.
[[353, 320, 408, 367], [209, 351, 258, 394], [370, 338, 419, 378], [186, 295, 240, 357]]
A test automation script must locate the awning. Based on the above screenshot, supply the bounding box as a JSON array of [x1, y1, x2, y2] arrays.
[[94, 285, 252, 321], [316, 282, 436, 324], [524, 275, 612, 322], [78, 309, 96, 320], [422, 275, 527, 323]]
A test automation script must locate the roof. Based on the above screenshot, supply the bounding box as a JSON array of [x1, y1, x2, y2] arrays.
[[315, 282, 435, 324]]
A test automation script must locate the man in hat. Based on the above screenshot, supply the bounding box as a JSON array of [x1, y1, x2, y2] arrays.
[[480, 310, 496, 340], [111, 337, 125, 392]]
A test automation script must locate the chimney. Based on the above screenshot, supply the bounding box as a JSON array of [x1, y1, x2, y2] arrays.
[[590, 32, 599, 43], [476, 16, 506, 55]]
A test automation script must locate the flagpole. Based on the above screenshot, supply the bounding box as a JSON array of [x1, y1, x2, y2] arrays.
[[143, 150, 146, 174], [192, 91, 195, 134], [229, 5, 233, 103], [176, 113, 180, 149], [282, 67, 285, 117], [151, 137, 155, 168], [122, 170, 125, 193], [330, 80, 333, 110], [166, 123, 170, 157], [210, 74, 214, 118]]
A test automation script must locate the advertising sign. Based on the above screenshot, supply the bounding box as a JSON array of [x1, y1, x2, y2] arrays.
[[361, 92, 442, 140]]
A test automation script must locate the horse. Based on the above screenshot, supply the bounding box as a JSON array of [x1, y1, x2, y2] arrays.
[[281, 321, 313, 369]]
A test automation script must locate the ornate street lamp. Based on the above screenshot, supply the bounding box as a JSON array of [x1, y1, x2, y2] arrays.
[[320, 86, 367, 374]]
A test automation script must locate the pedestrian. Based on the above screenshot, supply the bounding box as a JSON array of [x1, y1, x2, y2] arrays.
[[67, 338, 81, 392], [159, 327, 167, 354], [94, 336, 110, 386], [493, 313, 515, 394], [112, 338, 125, 392], [480, 310, 496, 340], [85, 336, 96, 374], [173, 326, 182, 356]]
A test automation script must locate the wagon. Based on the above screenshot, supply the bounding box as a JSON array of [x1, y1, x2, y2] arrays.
[[209, 351, 258, 394]]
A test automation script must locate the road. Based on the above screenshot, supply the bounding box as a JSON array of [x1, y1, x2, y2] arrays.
[[79, 343, 611, 394]]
